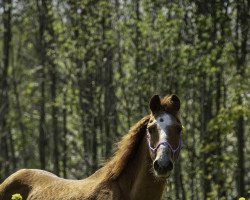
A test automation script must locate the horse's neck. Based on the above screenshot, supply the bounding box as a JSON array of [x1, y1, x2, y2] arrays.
[[117, 136, 166, 200]]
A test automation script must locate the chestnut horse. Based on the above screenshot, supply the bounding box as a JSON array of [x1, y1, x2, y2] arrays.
[[0, 94, 183, 200]]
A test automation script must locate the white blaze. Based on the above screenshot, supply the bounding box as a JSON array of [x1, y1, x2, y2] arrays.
[[155, 113, 176, 161], [156, 113, 176, 140]]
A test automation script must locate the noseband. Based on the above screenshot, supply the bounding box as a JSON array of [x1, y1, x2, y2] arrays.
[[146, 129, 182, 162]]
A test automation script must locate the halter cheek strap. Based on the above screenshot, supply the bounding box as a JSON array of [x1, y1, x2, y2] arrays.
[[147, 132, 182, 162]]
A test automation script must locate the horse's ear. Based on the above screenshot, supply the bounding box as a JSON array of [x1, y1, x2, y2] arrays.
[[149, 95, 162, 114], [169, 94, 180, 111]]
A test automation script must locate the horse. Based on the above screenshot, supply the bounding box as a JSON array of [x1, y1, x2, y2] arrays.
[[0, 94, 183, 200]]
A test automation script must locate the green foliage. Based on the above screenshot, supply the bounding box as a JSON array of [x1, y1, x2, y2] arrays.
[[11, 194, 22, 200], [0, 0, 249, 199]]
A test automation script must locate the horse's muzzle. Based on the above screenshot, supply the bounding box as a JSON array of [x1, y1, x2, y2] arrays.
[[153, 158, 173, 176]]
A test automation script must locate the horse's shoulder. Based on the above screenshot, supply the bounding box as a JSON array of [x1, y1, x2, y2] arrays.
[[89, 181, 125, 200]]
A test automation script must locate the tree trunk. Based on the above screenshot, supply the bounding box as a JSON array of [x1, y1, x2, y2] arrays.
[[62, 91, 68, 178], [0, 0, 12, 179], [51, 67, 59, 175], [134, 0, 143, 117], [8, 128, 16, 170], [46, 2, 59, 176], [102, 3, 117, 158], [37, 0, 47, 170], [179, 160, 187, 200], [174, 162, 180, 199], [12, 68, 27, 167], [235, 0, 248, 196], [201, 73, 213, 200]]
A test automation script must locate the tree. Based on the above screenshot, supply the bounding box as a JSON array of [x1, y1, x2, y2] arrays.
[[36, 0, 47, 171], [234, 0, 249, 196], [0, 0, 13, 180]]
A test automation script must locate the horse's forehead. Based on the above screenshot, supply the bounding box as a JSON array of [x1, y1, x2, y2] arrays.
[[156, 113, 176, 125], [151, 113, 177, 124]]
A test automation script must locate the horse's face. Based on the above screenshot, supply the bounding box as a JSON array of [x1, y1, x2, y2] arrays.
[[147, 94, 182, 178]]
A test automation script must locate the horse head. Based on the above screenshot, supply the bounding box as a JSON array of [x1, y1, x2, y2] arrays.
[[147, 94, 183, 178]]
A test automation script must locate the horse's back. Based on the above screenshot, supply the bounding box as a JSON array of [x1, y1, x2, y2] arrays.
[[0, 169, 97, 200], [0, 169, 59, 200], [0, 169, 125, 200]]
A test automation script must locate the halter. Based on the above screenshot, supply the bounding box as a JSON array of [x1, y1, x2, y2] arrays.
[[146, 129, 182, 162]]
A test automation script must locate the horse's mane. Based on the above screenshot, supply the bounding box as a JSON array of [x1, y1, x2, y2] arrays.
[[100, 95, 179, 182], [101, 115, 150, 181]]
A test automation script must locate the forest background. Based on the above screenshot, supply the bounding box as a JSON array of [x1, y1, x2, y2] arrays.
[[0, 0, 249, 199]]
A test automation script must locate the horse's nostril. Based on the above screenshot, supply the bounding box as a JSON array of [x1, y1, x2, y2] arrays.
[[166, 161, 173, 171], [154, 160, 173, 174], [153, 160, 160, 171]]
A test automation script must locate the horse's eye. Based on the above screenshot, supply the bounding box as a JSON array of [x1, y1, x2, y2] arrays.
[[159, 118, 164, 122]]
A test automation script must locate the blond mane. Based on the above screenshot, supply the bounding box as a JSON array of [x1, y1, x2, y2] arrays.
[[101, 115, 150, 181]]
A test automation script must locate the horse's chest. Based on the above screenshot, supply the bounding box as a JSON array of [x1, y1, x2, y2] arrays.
[[95, 189, 122, 200]]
